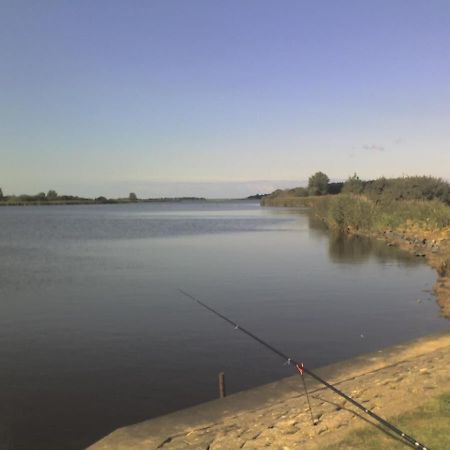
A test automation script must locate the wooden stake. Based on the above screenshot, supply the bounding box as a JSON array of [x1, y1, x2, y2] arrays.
[[218, 372, 226, 398]]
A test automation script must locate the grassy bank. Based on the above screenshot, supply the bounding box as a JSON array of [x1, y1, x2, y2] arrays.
[[262, 193, 450, 239], [325, 388, 450, 450], [262, 173, 450, 233]]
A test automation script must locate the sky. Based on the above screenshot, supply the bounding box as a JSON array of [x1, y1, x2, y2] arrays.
[[1, 0, 450, 198]]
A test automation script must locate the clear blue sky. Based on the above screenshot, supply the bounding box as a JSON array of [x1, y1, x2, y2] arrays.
[[1, 0, 449, 197]]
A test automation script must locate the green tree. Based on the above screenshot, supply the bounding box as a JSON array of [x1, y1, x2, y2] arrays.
[[129, 192, 138, 202], [342, 173, 364, 194], [0, 188, 3, 199], [308, 171, 330, 196], [47, 190, 58, 200]]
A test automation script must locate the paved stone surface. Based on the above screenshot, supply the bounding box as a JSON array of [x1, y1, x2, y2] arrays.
[[89, 332, 450, 450]]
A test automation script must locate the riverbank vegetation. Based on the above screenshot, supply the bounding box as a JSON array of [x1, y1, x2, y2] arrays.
[[262, 173, 450, 234], [304, 195, 450, 233]]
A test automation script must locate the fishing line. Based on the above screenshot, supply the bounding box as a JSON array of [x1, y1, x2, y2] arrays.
[[178, 289, 430, 450]]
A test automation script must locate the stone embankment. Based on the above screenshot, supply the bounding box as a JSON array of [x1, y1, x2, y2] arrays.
[[90, 332, 450, 450]]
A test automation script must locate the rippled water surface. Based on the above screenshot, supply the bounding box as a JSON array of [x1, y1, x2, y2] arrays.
[[0, 202, 448, 449]]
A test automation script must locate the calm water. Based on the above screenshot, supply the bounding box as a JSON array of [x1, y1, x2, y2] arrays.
[[0, 202, 448, 449]]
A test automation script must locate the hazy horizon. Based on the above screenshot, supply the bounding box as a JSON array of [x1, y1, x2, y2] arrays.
[[0, 178, 302, 199], [3, 175, 450, 200], [2, 1, 450, 197]]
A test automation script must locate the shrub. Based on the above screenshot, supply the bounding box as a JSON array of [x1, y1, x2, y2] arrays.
[[288, 187, 309, 197], [327, 182, 344, 195], [363, 176, 449, 204], [342, 173, 364, 195]]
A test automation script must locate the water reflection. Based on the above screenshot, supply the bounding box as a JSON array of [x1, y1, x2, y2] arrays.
[[306, 213, 421, 266]]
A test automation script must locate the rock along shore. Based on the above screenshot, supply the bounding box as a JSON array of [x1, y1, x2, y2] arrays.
[[89, 331, 450, 450]]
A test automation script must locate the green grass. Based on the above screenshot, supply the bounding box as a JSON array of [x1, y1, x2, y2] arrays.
[[323, 390, 450, 450]]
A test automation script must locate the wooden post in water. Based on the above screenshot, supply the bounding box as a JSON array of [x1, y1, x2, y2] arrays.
[[218, 372, 226, 398]]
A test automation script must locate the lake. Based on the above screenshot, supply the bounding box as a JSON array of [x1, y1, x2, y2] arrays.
[[0, 201, 448, 449]]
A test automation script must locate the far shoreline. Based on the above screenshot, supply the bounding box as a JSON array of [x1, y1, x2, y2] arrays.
[[0, 197, 262, 207]]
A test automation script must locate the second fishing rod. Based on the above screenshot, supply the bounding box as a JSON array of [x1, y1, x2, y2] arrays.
[[178, 289, 430, 450]]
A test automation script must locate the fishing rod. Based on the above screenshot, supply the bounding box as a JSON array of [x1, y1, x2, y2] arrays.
[[178, 289, 430, 450]]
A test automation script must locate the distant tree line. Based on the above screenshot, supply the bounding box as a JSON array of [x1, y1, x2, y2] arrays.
[[0, 189, 210, 205], [0, 189, 143, 204], [0, 190, 67, 203]]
